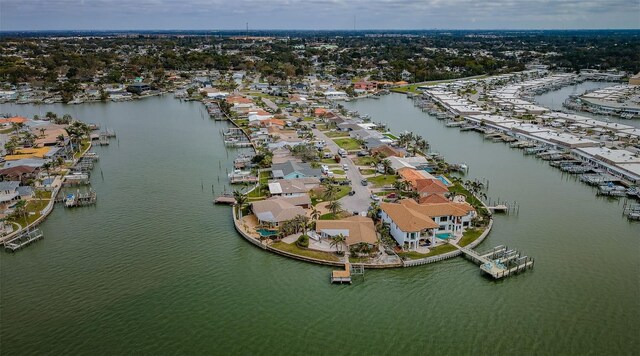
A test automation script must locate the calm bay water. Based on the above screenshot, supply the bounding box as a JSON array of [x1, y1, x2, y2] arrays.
[[0, 94, 638, 355]]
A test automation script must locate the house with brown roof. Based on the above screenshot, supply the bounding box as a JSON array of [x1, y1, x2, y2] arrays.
[[0, 165, 39, 184], [371, 144, 405, 158], [251, 195, 309, 228], [315, 216, 378, 248], [380, 199, 476, 251]]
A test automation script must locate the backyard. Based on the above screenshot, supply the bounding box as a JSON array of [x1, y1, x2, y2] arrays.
[[333, 138, 361, 151], [367, 174, 398, 187]]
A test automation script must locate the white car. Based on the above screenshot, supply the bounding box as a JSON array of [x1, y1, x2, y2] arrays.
[[343, 164, 349, 171], [370, 194, 380, 201]]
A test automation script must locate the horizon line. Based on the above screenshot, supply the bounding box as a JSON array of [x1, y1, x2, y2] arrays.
[[1, 28, 640, 33]]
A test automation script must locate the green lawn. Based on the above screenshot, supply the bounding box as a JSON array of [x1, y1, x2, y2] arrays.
[[332, 169, 345, 175], [367, 175, 397, 187], [321, 158, 338, 164], [247, 184, 267, 199], [458, 228, 484, 247], [259, 171, 271, 184], [270, 241, 340, 262], [334, 185, 351, 200], [359, 169, 376, 175], [397, 243, 458, 260], [324, 131, 350, 138], [383, 133, 398, 140], [355, 157, 376, 166], [333, 138, 361, 151], [10, 199, 51, 227]]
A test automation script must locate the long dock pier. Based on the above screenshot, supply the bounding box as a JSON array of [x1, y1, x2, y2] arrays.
[[450, 243, 534, 279], [3, 229, 44, 252]]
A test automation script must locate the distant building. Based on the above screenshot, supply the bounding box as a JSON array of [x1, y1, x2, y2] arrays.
[[126, 83, 152, 94]]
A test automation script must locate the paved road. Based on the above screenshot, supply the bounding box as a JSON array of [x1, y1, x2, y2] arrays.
[[313, 128, 372, 214]]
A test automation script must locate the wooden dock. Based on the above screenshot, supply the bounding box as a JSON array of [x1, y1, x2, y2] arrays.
[[450, 243, 534, 279], [64, 189, 97, 207], [331, 263, 365, 284], [214, 194, 236, 205], [3, 229, 44, 252]]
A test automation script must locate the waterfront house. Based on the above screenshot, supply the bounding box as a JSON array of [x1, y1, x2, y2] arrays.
[[371, 145, 406, 158], [0, 165, 39, 184], [380, 201, 439, 250], [126, 83, 152, 94], [268, 178, 320, 197], [353, 81, 378, 91], [271, 161, 322, 180], [251, 196, 308, 228], [398, 168, 449, 198], [0, 181, 21, 210], [380, 199, 476, 251], [315, 216, 378, 248]]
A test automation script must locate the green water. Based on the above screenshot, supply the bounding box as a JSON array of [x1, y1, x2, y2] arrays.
[[1, 95, 638, 355]]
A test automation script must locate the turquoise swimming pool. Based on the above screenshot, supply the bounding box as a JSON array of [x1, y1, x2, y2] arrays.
[[257, 229, 278, 237], [435, 175, 451, 186], [435, 232, 453, 240]]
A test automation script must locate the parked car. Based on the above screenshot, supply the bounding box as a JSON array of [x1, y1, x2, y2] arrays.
[[348, 190, 356, 196], [343, 164, 349, 171], [361, 179, 368, 186], [357, 150, 368, 157], [370, 194, 380, 201], [339, 180, 351, 186], [387, 193, 397, 199]]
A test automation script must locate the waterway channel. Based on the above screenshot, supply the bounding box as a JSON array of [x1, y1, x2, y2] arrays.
[[0, 94, 638, 355]]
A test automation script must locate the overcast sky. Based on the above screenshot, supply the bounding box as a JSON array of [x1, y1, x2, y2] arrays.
[[1, 0, 638, 31]]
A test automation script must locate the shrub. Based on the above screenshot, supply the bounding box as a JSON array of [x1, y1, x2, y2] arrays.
[[296, 234, 310, 248]]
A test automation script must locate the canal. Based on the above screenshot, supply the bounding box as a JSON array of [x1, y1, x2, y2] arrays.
[[1, 95, 638, 355]]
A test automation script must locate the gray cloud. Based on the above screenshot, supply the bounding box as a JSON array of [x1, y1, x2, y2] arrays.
[[1, 0, 638, 30]]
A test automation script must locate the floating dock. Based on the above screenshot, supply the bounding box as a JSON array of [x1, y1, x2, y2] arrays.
[[3, 229, 44, 252]]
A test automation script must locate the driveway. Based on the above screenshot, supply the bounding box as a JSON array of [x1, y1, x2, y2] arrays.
[[313, 128, 372, 214]]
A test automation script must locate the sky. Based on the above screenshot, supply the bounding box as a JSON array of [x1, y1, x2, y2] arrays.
[[1, 0, 639, 31]]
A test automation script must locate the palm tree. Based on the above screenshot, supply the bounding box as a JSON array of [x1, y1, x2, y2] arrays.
[[11, 122, 25, 135], [4, 139, 17, 155], [294, 214, 310, 235], [41, 162, 52, 178], [367, 202, 381, 221], [39, 127, 46, 138], [327, 200, 342, 218], [380, 159, 393, 175], [9, 200, 28, 230], [322, 181, 339, 201], [330, 233, 347, 253], [233, 190, 248, 219], [310, 206, 320, 221]]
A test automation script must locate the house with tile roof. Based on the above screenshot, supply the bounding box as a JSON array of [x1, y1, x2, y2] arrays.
[[315, 216, 378, 248], [251, 196, 308, 228], [380, 199, 476, 251]]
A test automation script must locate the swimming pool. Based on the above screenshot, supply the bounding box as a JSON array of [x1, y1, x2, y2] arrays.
[[435, 232, 453, 240], [435, 175, 451, 186], [257, 229, 278, 237]]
